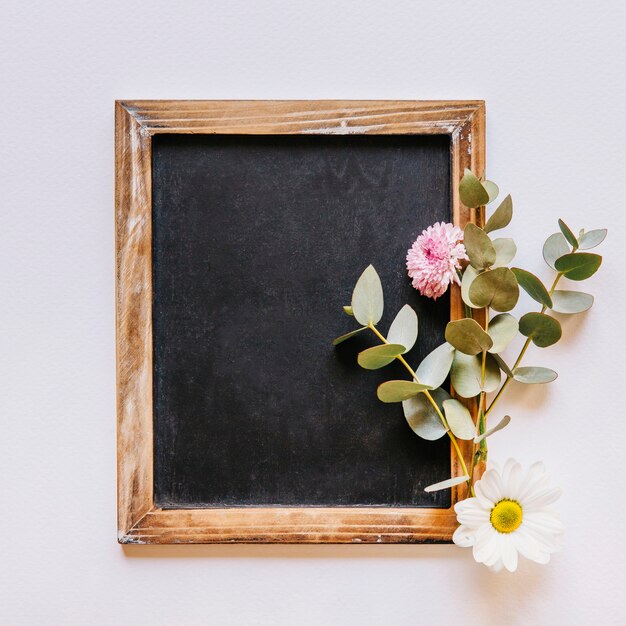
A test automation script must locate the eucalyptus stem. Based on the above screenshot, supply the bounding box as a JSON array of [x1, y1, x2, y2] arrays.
[[484, 272, 563, 418], [368, 323, 472, 484]]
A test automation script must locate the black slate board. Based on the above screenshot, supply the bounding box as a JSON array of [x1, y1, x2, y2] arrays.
[[152, 133, 452, 508]]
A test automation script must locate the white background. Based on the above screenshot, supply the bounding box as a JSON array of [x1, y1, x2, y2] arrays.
[[1, 1, 625, 624]]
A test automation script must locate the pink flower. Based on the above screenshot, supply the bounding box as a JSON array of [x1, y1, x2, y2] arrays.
[[406, 222, 468, 300]]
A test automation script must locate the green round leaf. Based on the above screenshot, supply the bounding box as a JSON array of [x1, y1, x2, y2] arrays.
[[492, 353, 514, 378], [387, 304, 418, 352], [459, 169, 489, 209], [519, 313, 562, 347], [554, 252, 602, 281], [511, 267, 553, 308], [543, 232, 570, 270], [377, 380, 432, 403], [445, 318, 493, 355], [487, 313, 519, 353], [402, 387, 450, 441], [464, 223, 496, 270], [558, 218, 579, 249], [415, 342, 455, 388], [461, 265, 481, 309], [579, 228, 607, 250], [357, 343, 405, 369], [343, 305, 354, 316], [482, 180, 499, 204], [484, 194, 513, 234], [474, 415, 511, 443], [469, 267, 520, 312], [450, 351, 501, 398], [424, 475, 470, 493], [492, 238, 517, 268], [351, 264, 384, 326], [443, 399, 475, 440], [513, 366, 558, 384], [550, 290, 594, 314], [332, 326, 367, 346]]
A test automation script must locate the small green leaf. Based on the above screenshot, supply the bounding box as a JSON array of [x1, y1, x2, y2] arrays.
[[450, 351, 501, 398], [511, 267, 553, 308], [464, 223, 496, 270], [461, 265, 481, 309], [415, 342, 455, 388], [332, 326, 367, 346], [492, 353, 514, 378], [579, 229, 607, 250], [424, 475, 469, 493], [459, 169, 489, 208], [351, 265, 384, 326], [558, 219, 579, 250], [519, 313, 562, 347], [403, 387, 450, 441], [377, 380, 432, 403], [387, 304, 418, 352], [482, 180, 499, 204], [443, 399, 475, 440], [554, 252, 602, 281], [469, 267, 520, 312], [474, 415, 511, 443], [484, 194, 513, 234], [492, 238, 517, 268], [513, 366, 558, 384], [343, 305, 354, 316], [445, 318, 493, 355], [488, 313, 519, 353], [550, 290, 594, 314], [357, 343, 405, 369], [543, 233, 570, 270]]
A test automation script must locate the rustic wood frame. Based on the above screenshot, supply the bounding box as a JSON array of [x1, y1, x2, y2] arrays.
[[116, 100, 486, 544]]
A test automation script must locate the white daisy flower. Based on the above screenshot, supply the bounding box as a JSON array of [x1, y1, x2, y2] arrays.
[[453, 459, 564, 572]]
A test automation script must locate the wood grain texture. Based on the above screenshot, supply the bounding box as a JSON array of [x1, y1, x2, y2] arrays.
[[115, 100, 486, 544]]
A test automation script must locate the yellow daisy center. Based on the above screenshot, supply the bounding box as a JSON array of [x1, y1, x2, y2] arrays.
[[490, 499, 523, 533]]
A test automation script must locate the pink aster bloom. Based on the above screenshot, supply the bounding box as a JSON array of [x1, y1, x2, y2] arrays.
[[406, 222, 468, 300]]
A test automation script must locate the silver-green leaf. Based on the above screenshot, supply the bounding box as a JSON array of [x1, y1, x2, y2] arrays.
[[445, 318, 493, 355], [550, 290, 594, 314], [450, 351, 501, 398], [474, 415, 511, 443], [492, 238, 517, 268], [459, 169, 489, 209], [469, 267, 520, 312], [488, 313, 519, 353], [351, 265, 384, 326], [415, 342, 455, 389], [492, 353, 514, 378], [519, 313, 562, 348], [543, 232, 570, 270], [513, 366, 558, 384], [511, 267, 553, 308], [579, 229, 607, 250], [424, 475, 469, 493], [403, 387, 450, 441], [464, 223, 496, 270], [386, 304, 418, 352], [554, 252, 602, 281], [558, 218, 579, 250], [343, 305, 354, 316], [377, 380, 432, 403], [461, 265, 481, 309], [443, 399, 475, 440], [484, 194, 513, 234], [332, 326, 367, 346], [482, 180, 499, 204], [357, 343, 405, 369]]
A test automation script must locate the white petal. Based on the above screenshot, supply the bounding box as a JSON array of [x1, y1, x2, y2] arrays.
[[457, 505, 490, 529], [524, 511, 565, 534], [453, 524, 475, 547], [475, 469, 503, 504], [518, 462, 550, 502], [454, 496, 481, 514], [488, 558, 505, 573], [513, 527, 552, 564], [482, 533, 504, 567], [522, 485, 562, 510], [502, 459, 523, 500], [473, 524, 499, 564], [501, 537, 519, 572], [520, 523, 561, 552]]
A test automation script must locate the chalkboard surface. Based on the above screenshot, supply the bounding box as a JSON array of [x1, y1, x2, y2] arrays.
[[152, 133, 452, 509]]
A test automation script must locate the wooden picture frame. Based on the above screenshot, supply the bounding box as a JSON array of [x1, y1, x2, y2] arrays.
[[116, 100, 485, 544]]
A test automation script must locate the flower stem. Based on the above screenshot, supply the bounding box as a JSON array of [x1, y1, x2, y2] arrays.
[[484, 272, 563, 418], [367, 323, 471, 485]]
